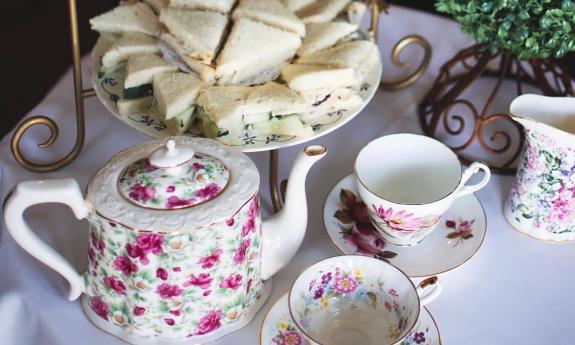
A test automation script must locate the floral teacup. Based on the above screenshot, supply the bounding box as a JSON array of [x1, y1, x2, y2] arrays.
[[355, 134, 491, 246], [288, 255, 442, 345]]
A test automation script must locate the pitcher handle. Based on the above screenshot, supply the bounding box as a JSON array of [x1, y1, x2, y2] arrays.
[[4, 178, 89, 300], [417, 276, 442, 306], [455, 162, 491, 198]]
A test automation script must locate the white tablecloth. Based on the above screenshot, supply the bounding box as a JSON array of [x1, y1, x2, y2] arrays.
[[1, 6, 574, 345]]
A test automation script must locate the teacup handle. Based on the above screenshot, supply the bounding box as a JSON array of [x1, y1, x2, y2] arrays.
[[417, 276, 442, 306], [455, 162, 491, 198], [4, 178, 89, 301]]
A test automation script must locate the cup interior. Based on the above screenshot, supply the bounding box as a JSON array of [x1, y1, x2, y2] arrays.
[[289, 256, 419, 345], [355, 134, 462, 204]]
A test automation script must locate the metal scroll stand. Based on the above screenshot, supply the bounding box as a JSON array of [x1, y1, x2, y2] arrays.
[[11, 0, 432, 213]]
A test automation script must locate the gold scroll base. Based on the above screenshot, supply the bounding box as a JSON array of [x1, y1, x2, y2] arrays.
[[11, 0, 432, 213]]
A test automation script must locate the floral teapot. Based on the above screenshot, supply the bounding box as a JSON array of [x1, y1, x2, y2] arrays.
[[504, 94, 575, 242], [4, 137, 326, 343]]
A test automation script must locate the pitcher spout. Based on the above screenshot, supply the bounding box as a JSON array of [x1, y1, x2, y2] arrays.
[[260, 145, 327, 280], [510, 94, 575, 144]]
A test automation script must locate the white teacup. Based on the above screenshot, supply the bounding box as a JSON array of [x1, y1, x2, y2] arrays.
[[354, 133, 491, 246], [288, 255, 441, 345]]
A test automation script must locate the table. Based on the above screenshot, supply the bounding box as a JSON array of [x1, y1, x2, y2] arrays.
[[1, 6, 574, 345]]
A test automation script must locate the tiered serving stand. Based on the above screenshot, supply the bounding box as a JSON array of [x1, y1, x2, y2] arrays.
[[10, 0, 432, 213]]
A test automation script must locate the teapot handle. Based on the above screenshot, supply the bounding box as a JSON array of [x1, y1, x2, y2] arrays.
[[4, 178, 89, 300], [455, 162, 491, 198]]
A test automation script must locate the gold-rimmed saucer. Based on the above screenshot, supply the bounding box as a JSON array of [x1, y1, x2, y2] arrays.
[[323, 173, 487, 278], [259, 292, 442, 345]]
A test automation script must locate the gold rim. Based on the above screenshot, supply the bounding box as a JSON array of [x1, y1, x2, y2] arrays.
[[423, 306, 443, 345], [258, 295, 443, 345], [322, 173, 488, 278], [287, 254, 421, 345], [353, 134, 464, 206], [258, 292, 289, 345]]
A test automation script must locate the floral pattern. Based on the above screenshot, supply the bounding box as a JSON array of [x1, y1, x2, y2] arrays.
[[370, 205, 440, 236], [401, 326, 432, 345], [506, 129, 575, 235], [84, 195, 264, 341], [118, 154, 229, 210], [295, 266, 411, 342], [334, 189, 398, 261], [271, 318, 311, 345], [445, 219, 475, 247]]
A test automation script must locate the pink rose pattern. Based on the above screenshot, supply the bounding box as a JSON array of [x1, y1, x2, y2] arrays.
[[118, 155, 229, 210], [195, 310, 222, 335], [507, 129, 575, 235], [84, 195, 263, 340]]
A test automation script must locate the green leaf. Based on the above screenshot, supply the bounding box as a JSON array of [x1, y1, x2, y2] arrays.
[[436, 0, 575, 58], [334, 210, 353, 224], [367, 292, 378, 308]]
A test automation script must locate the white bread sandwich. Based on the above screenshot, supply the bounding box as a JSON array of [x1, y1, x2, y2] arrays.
[[296, 40, 379, 79], [118, 54, 177, 117], [124, 54, 178, 89], [242, 82, 308, 124], [341, 1, 367, 25], [216, 18, 301, 85], [170, 0, 237, 13], [90, 3, 159, 36], [153, 72, 204, 119], [233, 0, 306, 37], [297, 22, 357, 56], [243, 82, 313, 137], [248, 114, 313, 137], [299, 87, 363, 122], [117, 97, 154, 117], [297, 0, 351, 23], [159, 32, 217, 83], [143, 0, 169, 13], [196, 86, 252, 142], [280, 64, 359, 92], [164, 107, 196, 135], [159, 8, 228, 64], [282, 0, 316, 12], [102, 33, 160, 68]]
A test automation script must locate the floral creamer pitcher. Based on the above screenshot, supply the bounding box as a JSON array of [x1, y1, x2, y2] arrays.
[[504, 94, 575, 241], [4, 137, 326, 344]]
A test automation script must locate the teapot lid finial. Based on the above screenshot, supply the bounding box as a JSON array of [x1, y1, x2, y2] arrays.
[[89, 137, 259, 231], [149, 139, 195, 168], [118, 139, 231, 210]]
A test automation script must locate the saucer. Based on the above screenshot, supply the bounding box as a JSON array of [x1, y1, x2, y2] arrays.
[[323, 174, 486, 277], [260, 293, 442, 345]]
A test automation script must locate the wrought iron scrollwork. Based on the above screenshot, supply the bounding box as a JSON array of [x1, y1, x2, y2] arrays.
[[418, 44, 573, 174]]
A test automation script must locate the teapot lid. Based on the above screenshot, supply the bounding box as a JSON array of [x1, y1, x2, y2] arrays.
[[87, 137, 259, 232], [118, 140, 229, 210]]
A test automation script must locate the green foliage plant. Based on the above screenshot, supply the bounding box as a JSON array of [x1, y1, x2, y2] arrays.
[[436, 0, 575, 59]]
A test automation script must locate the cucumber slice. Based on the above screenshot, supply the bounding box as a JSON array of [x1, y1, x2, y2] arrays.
[[165, 106, 195, 135], [197, 107, 230, 139], [123, 84, 153, 100], [249, 115, 313, 137], [243, 112, 273, 125]]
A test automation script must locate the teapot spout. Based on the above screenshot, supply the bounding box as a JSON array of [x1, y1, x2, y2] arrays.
[[261, 145, 327, 280]]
